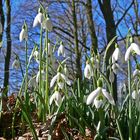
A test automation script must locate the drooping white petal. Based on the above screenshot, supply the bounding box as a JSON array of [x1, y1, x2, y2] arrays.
[[131, 43, 140, 55], [125, 47, 132, 61], [94, 97, 103, 109], [58, 44, 65, 57], [132, 90, 137, 99], [84, 64, 92, 79], [33, 13, 43, 27], [42, 17, 53, 30], [57, 82, 64, 89], [50, 91, 62, 106], [64, 65, 68, 77], [50, 73, 59, 88], [112, 63, 118, 74], [19, 28, 25, 42], [86, 87, 101, 105], [36, 70, 46, 83], [60, 73, 71, 86], [102, 89, 115, 105], [0, 22, 2, 34], [112, 48, 120, 63]]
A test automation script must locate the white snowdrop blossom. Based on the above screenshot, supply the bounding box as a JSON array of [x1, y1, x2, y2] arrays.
[[33, 12, 43, 27], [36, 70, 46, 83], [50, 91, 62, 106], [50, 72, 71, 88], [112, 47, 120, 63], [94, 97, 104, 109], [42, 17, 53, 31], [64, 65, 68, 77], [131, 90, 140, 100], [19, 28, 27, 42], [125, 43, 140, 61], [84, 62, 93, 79], [12, 59, 20, 69], [0, 21, 2, 34], [86, 87, 115, 108], [58, 43, 65, 57]]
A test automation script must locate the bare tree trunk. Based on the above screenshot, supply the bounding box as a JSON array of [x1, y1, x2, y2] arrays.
[[85, 0, 98, 55], [0, 0, 5, 44], [4, 0, 11, 96], [72, 0, 82, 81], [98, 0, 117, 102]]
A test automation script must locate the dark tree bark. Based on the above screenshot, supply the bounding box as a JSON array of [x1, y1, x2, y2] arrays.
[[85, 0, 98, 55], [72, 0, 82, 81], [98, 0, 117, 101], [4, 0, 11, 96], [0, 0, 5, 44]]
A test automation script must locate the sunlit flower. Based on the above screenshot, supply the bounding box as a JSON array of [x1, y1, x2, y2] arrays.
[[19, 28, 28, 42], [58, 42, 65, 57], [125, 43, 140, 61], [94, 97, 104, 109], [36, 70, 46, 83], [42, 17, 53, 31], [12, 58, 20, 69], [50, 91, 62, 106], [86, 78, 115, 108], [33, 12, 43, 27], [50, 72, 71, 88], [112, 47, 120, 63], [84, 62, 93, 79], [0, 21, 2, 34]]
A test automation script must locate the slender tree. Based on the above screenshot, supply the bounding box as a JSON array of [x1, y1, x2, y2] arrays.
[[4, 0, 11, 96]]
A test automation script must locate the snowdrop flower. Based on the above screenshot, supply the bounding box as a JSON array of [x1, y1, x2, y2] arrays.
[[111, 63, 120, 74], [19, 25, 28, 42], [94, 97, 104, 109], [50, 72, 71, 88], [0, 21, 2, 34], [36, 70, 46, 83], [42, 17, 53, 31], [132, 90, 140, 100], [58, 42, 65, 57], [86, 78, 115, 108], [50, 90, 62, 106], [33, 8, 43, 27], [125, 43, 140, 61], [84, 61, 93, 79], [112, 47, 120, 63], [12, 58, 20, 69]]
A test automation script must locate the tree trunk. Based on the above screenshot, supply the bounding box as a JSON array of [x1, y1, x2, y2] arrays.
[[4, 0, 11, 96], [72, 0, 82, 81], [0, 0, 5, 44], [98, 0, 117, 102], [85, 0, 98, 55]]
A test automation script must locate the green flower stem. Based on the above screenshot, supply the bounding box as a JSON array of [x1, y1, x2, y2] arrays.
[[38, 26, 43, 120], [25, 40, 29, 104], [128, 59, 132, 140], [45, 29, 49, 115], [98, 108, 105, 132]]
